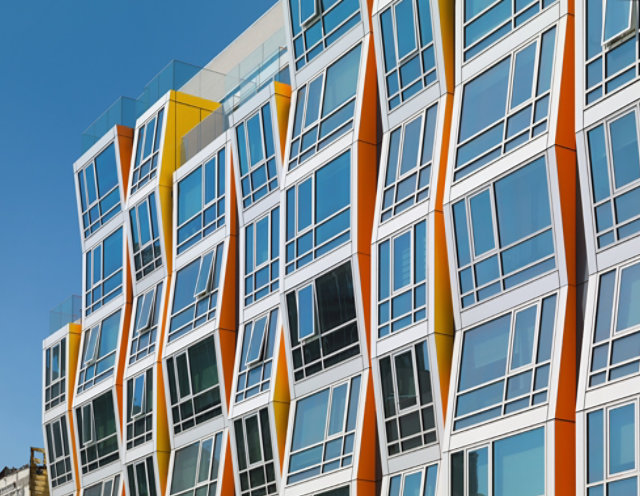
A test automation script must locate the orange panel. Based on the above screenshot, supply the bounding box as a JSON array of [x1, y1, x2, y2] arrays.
[[273, 82, 292, 163], [555, 419, 576, 495], [219, 439, 236, 496], [358, 35, 378, 147], [356, 371, 378, 483], [554, 16, 576, 151], [115, 249, 134, 436], [115, 125, 133, 201]]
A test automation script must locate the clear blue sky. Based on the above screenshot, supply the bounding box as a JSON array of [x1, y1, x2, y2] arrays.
[[0, 0, 276, 468]]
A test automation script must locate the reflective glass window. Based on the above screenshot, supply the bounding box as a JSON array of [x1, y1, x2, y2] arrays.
[[388, 465, 438, 496], [234, 409, 277, 496], [126, 368, 153, 449], [77, 310, 121, 392], [129, 282, 163, 364], [85, 227, 124, 315], [84, 475, 120, 496], [170, 433, 223, 496], [245, 207, 280, 306], [45, 415, 72, 487], [44, 338, 66, 410], [129, 192, 162, 280], [131, 107, 165, 194], [127, 457, 157, 496], [76, 391, 119, 474]]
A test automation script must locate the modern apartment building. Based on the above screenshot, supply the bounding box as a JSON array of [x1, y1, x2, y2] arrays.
[[41, 1, 640, 495]]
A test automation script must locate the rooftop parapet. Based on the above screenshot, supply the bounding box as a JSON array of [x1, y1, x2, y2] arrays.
[[48, 295, 81, 334]]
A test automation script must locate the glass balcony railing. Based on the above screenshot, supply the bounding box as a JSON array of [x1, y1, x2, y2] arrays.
[[81, 97, 137, 152], [49, 295, 81, 334]]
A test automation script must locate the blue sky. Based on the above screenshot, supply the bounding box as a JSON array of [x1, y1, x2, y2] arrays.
[[0, 0, 276, 468]]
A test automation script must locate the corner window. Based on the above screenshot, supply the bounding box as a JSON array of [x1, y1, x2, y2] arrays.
[[286, 262, 359, 381], [169, 244, 224, 342], [76, 391, 119, 474], [126, 369, 153, 449], [85, 227, 124, 315], [288, 375, 361, 483], [45, 338, 66, 410], [234, 409, 277, 496], [166, 336, 222, 434], [381, 105, 437, 222], [77, 143, 120, 239], [288, 45, 361, 170], [455, 294, 556, 430], [177, 148, 226, 254], [286, 151, 351, 273], [456, 27, 556, 180], [84, 475, 121, 496], [452, 157, 555, 308], [127, 458, 157, 496], [131, 107, 165, 194], [129, 282, 163, 364], [236, 103, 278, 209], [388, 465, 438, 496], [45, 415, 72, 488], [378, 221, 427, 337], [586, 107, 640, 249], [245, 207, 279, 306], [77, 310, 121, 392], [169, 432, 223, 496], [236, 309, 278, 403], [129, 192, 162, 280]]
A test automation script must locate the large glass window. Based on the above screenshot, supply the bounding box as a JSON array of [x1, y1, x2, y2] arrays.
[[586, 107, 640, 249], [245, 207, 279, 306], [44, 338, 66, 410], [587, 402, 638, 495], [288, 45, 361, 170], [84, 475, 120, 496], [45, 416, 72, 488], [129, 192, 162, 281], [85, 227, 124, 315], [589, 260, 640, 386], [388, 465, 438, 496], [463, 0, 556, 60], [378, 221, 427, 337], [379, 0, 436, 110], [131, 107, 165, 194], [286, 151, 351, 273], [452, 157, 555, 308], [585, 0, 639, 104], [126, 368, 153, 449], [454, 294, 556, 430], [236, 103, 278, 209], [234, 409, 277, 496], [286, 262, 359, 381], [129, 282, 163, 364], [169, 244, 224, 342], [76, 391, 119, 474], [381, 105, 437, 222], [450, 427, 545, 496], [177, 147, 226, 254], [455, 27, 556, 180], [288, 0, 361, 71], [288, 375, 361, 483], [166, 336, 222, 434], [77, 143, 120, 239], [236, 308, 278, 403], [77, 310, 121, 392], [379, 340, 436, 456], [170, 433, 223, 496], [127, 458, 157, 496]]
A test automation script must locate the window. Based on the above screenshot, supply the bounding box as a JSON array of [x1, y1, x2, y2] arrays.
[[454, 294, 556, 430], [236, 309, 278, 402], [286, 262, 359, 381], [77, 143, 120, 239], [286, 151, 351, 273], [388, 465, 438, 496], [129, 282, 163, 364], [126, 369, 153, 449], [45, 416, 72, 488], [76, 391, 119, 474], [77, 310, 121, 392], [587, 402, 638, 495], [288, 0, 361, 70], [381, 105, 437, 222], [288, 375, 361, 483], [84, 475, 121, 496], [234, 409, 277, 496], [44, 338, 66, 410], [463, 0, 556, 60], [585, 0, 639, 104], [177, 148, 226, 254], [379, 0, 436, 110], [589, 260, 640, 387], [245, 208, 279, 306], [166, 336, 222, 434], [131, 107, 165, 194], [378, 221, 427, 337], [288, 45, 361, 170], [85, 227, 124, 315], [586, 107, 640, 249], [379, 340, 436, 455], [456, 27, 556, 179], [127, 457, 157, 496], [169, 244, 224, 342], [450, 427, 545, 496], [170, 433, 223, 496], [452, 157, 555, 308], [236, 103, 278, 209], [129, 192, 162, 280]]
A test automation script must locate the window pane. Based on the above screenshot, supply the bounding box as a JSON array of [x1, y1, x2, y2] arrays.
[[171, 443, 198, 494], [322, 45, 361, 116], [246, 316, 267, 364], [292, 389, 330, 450], [493, 428, 544, 496], [403, 472, 422, 496], [469, 190, 495, 256], [173, 260, 199, 312], [468, 447, 488, 496], [510, 43, 536, 108], [400, 117, 422, 175], [298, 285, 315, 340], [616, 263, 640, 332], [609, 403, 636, 474], [587, 125, 611, 203], [103, 228, 123, 276], [603, 0, 632, 42], [178, 168, 202, 225], [594, 271, 616, 342], [247, 113, 265, 166], [95, 144, 118, 196], [245, 415, 263, 464], [393, 232, 411, 290], [315, 152, 350, 222], [395, 0, 417, 59], [188, 339, 218, 394], [394, 351, 417, 410], [588, 409, 604, 483], [315, 263, 356, 332], [328, 383, 348, 435], [609, 113, 640, 189], [511, 306, 537, 368]]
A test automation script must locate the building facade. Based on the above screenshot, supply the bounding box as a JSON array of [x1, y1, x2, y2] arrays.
[[41, 1, 640, 495]]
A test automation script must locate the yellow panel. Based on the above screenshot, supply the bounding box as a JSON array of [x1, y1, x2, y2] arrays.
[[156, 450, 171, 496]]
